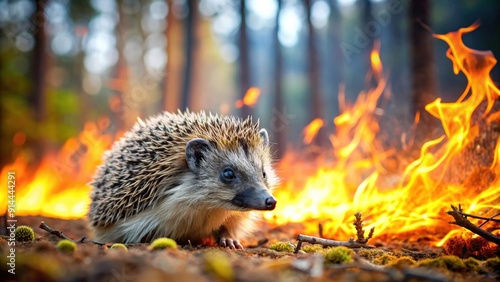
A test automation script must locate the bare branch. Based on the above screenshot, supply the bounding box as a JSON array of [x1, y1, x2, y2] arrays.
[[447, 205, 500, 246], [294, 234, 375, 253], [39, 221, 105, 246]]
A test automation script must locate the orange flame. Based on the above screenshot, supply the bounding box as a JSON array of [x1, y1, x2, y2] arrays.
[[303, 118, 324, 144], [370, 40, 383, 77], [265, 24, 500, 244], [0, 119, 116, 219], [236, 87, 261, 108]]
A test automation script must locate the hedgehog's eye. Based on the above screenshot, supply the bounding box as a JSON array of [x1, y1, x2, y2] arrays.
[[263, 170, 267, 179], [221, 167, 236, 183]]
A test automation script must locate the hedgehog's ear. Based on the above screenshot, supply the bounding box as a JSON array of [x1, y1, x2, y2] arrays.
[[259, 129, 269, 146], [186, 138, 212, 174]]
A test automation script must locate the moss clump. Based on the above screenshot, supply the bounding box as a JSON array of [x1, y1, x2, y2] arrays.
[[302, 244, 324, 253], [15, 225, 35, 242], [418, 258, 446, 269], [373, 254, 398, 265], [204, 251, 234, 282], [387, 256, 416, 268], [417, 256, 466, 272], [269, 242, 295, 253], [358, 248, 387, 261], [485, 256, 500, 273], [324, 247, 354, 264], [56, 240, 77, 254], [149, 238, 178, 251], [110, 243, 128, 251], [463, 257, 483, 272]]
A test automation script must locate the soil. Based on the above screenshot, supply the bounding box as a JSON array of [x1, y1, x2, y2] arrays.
[[0, 216, 498, 282]]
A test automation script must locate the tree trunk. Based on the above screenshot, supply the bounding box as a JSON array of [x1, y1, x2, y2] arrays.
[[163, 0, 183, 112], [180, 0, 197, 111], [238, 0, 252, 118], [409, 0, 437, 142], [328, 0, 343, 117], [358, 0, 373, 86], [305, 0, 327, 147], [111, 0, 128, 129], [31, 0, 48, 161], [273, 0, 286, 158]]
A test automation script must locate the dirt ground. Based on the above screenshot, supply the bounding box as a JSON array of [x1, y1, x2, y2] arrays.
[[0, 216, 498, 282]]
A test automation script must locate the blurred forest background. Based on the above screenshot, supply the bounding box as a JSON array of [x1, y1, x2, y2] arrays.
[[1, 0, 500, 168]]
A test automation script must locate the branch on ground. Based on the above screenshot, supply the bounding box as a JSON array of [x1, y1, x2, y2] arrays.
[[294, 234, 375, 254], [39, 221, 106, 246], [447, 204, 500, 246]]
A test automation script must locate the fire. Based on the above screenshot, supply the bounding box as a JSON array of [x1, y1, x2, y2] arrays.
[[236, 87, 261, 108], [265, 24, 500, 244], [0, 25, 499, 246], [303, 118, 324, 145], [0, 119, 115, 219]]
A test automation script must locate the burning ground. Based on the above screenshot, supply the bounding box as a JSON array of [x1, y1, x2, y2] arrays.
[[1, 25, 500, 281]]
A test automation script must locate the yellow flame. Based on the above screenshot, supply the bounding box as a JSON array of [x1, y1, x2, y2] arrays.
[[265, 25, 500, 244], [303, 118, 324, 144]]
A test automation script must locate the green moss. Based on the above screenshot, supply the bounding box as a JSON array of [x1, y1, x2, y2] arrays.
[[56, 239, 77, 254], [110, 243, 128, 251], [324, 247, 354, 264], [149, 238, 178, 251], [14, 225, 35, 242], [357, 248, 387, 261], [441, 255, 467, 272], [417, 256, 466, 272], [373, 254, 398, 265], [463, 257, 482, 272], [302, 244, 324, 253], [485, 256, 500, 273], [387, 256, 416, 268], [269, 242, 295, 253], [418, 258, 446, 269], [204, 251, 234, 282]]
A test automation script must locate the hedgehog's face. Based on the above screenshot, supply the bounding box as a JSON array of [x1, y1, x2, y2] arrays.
[[185, 129, 278, 211]]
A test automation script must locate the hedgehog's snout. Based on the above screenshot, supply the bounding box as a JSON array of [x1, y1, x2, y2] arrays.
[[231, 187, 277, 211], [264, 197, 277, 210]]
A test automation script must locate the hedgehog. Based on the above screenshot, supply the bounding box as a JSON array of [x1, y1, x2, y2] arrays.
[[88, 111, 278, 249]]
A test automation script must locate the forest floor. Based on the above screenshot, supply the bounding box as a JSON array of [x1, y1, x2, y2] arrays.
[[0, 216, 499, 282]]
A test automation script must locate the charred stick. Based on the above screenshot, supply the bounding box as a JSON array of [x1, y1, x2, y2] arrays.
[[457, 210, 500, 224], [447, 205, 500, 246], [294, 240, 303, 254], [39, 221, 73, 241], [295, 234, 375, 253], [76, 236, 106, 246], [39, 221, 105, 246], [458, 212, 500, 222]]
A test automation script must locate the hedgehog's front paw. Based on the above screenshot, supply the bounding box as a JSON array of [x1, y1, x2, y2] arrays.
[[219, 237, 244, 249]]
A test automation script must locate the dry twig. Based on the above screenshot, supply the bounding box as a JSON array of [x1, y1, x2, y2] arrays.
[[39, 221, 105, 246], [447, 205, 500, 246], [294, 234, 375, 253]]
